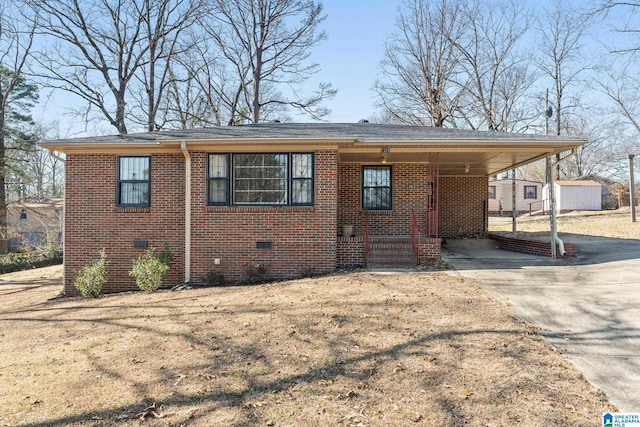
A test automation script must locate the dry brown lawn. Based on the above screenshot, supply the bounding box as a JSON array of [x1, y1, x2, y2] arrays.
[[0, 260, 615, 426], [489, 207, 640, 240]]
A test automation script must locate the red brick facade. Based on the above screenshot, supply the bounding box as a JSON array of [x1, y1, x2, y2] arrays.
[[439, 176, 488, 238], [338, 163, 432, 236], [63, 152, 487, 295], [64, 154, 186, 296], [189, 150, 338, 283]]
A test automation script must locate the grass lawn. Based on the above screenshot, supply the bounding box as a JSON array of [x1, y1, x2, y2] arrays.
[[0, 258, 616, 426], [489, 207, 640, 240]]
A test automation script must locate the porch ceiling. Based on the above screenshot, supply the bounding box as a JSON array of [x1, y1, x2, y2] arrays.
[[339, 145, 577, 177]]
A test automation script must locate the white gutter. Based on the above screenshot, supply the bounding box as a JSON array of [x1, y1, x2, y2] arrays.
[[180, 141, 191, 283], [547, 149, 576, 257]]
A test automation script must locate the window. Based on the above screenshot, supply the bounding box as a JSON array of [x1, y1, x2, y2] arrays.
[[291, 153, 313, 205], [524, 185, 537, 199], [117, 156, 150, 207], [207, 154, 229, 205], [207, 153, 314, 206], [362, 166, 392, 210], [20, 210, 27, 220], [488, 186, 496, 199]]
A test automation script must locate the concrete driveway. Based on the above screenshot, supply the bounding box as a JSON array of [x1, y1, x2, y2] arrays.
[[442, 236, 640, 411]]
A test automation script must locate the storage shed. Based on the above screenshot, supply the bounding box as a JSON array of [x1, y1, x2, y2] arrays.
[[543, 180, 602, 211]]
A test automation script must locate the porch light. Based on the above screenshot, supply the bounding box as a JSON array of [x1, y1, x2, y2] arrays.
[[464, 163, 470, 173], [381, 156, 388, 164]]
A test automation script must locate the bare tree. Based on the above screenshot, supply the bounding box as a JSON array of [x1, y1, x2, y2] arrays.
[[537, 0, 591, 137], [0, 0, 38, 252], [597, 60, 640, 141], [129, 0, 205, 131], [27, 0, 203, 134], [203, 0, 336, 124], [374, 0, 467, 127], [453, 0, 535, 132], [594, 1, 640, 54]]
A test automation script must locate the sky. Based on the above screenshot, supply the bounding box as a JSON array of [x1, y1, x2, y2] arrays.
[[303, 0, 400, 123], [29, 0, 635, 136]]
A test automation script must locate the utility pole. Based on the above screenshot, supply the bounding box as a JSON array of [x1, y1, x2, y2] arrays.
[[630, 154, 636, 223]]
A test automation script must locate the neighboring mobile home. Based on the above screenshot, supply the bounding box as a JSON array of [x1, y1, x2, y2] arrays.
[[40, 123, 584, 295], [543, 180, 602, 212], [488, 179, 543, 215]]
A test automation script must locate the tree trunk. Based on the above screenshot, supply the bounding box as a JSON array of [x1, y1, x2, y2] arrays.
[[0, 108, 8, 253]]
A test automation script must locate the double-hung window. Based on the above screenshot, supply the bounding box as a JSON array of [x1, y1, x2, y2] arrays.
[[488, 186, 496, 199], [117, 156, 150, 207], [207, 153, 314, 206], [362, 166, 392, 210], [524, 185, 537, 199]]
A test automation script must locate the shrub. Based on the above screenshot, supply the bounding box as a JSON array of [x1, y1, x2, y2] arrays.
[[129, 248, 170, 293], [201, 269, 225, 287], [242, 263, 268, 285], [74, 250, 108, 298], [0, 248, 63, 274]]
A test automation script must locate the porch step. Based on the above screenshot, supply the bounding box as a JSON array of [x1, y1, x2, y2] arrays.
[[367, 236, 417, 268]]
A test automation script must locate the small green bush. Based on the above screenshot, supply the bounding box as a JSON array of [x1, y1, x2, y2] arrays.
[[74, 250, 108, 298], [129, 248, 170, 292], [0, 248, 63, 274]]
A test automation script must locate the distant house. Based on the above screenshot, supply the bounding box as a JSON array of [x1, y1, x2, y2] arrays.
[[40, 123, 584, 295], [488, 179, 543, 215], [543, 180, 601, 212], [8, 198, 64, 250]]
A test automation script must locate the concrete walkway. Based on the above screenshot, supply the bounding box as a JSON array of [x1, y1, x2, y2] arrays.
[[442, 236, 640, 411]]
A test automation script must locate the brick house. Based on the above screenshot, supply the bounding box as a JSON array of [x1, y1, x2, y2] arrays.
[[40, 123, 584, 295]]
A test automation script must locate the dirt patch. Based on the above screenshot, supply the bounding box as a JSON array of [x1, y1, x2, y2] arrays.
[[0, 266, 614, 426]]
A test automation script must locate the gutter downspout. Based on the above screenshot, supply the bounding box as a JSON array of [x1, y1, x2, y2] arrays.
[[180, 141, 191, 283], [547, 148, 576, 258]]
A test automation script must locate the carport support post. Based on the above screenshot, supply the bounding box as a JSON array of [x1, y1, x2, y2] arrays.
[[629, 154, 636, 223], [546, 156, 557, 258], [511, 169, 517, 234]]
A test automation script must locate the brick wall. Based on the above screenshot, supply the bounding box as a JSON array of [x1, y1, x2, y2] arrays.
[[189, 150, 338, 283], [418, 238, 442, 261], [64, 152, 488, 295], [439, 176, 487, 238], [338, 166, 487, 239], [336, 236, 365, 268], [65, 151, 338, 293], [338, 163, 432, 236], [488, 233, 576, 257], [64, 154, 185, 295]]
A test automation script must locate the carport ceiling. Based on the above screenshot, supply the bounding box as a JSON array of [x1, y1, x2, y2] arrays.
[[339, 142, 582, 176]]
